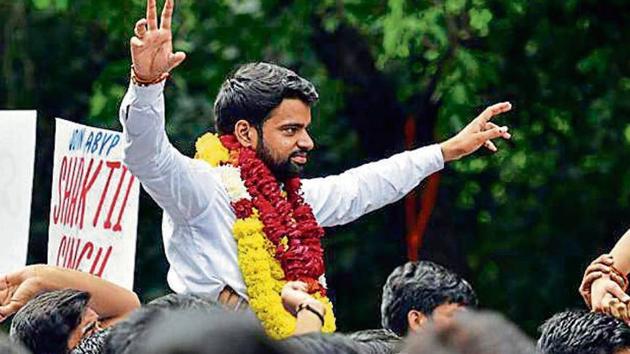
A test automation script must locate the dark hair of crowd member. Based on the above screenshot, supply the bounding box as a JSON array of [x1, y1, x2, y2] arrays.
[[137, 309, 287, 354], [404, 310, 538, 354], [538, 309, 630, 354], [283, 332, 398, 354], [347, 328, 401, 353], [213, 62, 319, 135], [9, 289, 90, 354], [381, 261, 478, 336], [104, 293, 219, 354]]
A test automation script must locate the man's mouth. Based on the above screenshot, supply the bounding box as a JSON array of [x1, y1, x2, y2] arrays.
[[291, 153, 308, 165]]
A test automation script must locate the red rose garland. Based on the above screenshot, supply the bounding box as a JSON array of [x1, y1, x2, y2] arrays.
[[219, 135, 326, 295]]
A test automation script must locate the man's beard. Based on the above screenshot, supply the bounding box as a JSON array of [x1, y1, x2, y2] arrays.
[[256, 140, 306, 180]]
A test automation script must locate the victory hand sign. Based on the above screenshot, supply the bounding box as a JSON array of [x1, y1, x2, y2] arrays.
[[131, 0, 186, 83], [440, 102, 513, 162]]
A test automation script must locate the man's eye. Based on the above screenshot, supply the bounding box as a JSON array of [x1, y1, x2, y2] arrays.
[[284, 127, 298, 134]]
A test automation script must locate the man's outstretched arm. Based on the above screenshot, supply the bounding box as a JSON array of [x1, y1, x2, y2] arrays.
[[303, 102, 512, 227], [121, 0, 215, 222], [0, 265, 140, 326]]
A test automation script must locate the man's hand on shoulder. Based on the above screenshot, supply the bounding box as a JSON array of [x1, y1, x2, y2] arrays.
[[440, 102, 512, 162], [130, 0, 186, 84]]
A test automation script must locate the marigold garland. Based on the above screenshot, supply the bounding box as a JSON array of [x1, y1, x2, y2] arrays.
[[195, 133, 336, 339]]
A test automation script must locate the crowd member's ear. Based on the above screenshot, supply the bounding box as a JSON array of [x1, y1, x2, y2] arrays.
[[234, 120, 259, 148], [407, 310, 428, 333]]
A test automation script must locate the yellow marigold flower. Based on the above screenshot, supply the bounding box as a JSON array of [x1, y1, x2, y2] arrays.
[[195, 133, 230, 167]]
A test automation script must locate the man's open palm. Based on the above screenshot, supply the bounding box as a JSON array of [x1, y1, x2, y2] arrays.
[[131, 0, 186, 82]]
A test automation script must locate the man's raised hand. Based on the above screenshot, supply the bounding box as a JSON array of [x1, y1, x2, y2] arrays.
[[440, 102, 512, 162], [131, 0, 186, 83]]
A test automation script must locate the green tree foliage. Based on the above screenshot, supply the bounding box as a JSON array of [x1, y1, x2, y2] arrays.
[[0, 0, 628, 334]]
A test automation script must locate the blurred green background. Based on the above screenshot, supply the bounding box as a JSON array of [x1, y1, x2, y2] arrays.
[[1, 0, 628, 336]]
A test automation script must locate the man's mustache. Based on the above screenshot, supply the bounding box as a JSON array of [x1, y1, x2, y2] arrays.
[[290, 150, 308, 159]]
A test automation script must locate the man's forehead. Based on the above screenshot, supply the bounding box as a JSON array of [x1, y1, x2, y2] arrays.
[[266, 98, 312, 125]]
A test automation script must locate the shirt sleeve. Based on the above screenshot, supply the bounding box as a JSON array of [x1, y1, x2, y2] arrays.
[[119, 82, 218, 224], [301, 144, 444, 227]]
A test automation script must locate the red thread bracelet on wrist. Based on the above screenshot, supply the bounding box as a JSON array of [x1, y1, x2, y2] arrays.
[[130, 66, 170, 86]]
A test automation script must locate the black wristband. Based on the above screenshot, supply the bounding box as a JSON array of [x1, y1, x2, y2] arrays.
[[297, 302, 325, 325]]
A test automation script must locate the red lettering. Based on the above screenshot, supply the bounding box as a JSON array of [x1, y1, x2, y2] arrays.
[[77, 159, 103, 229], [54, 235, 113, 278], [104, 165, 127, 229], [77, 241, 94, 266], [113, 174, 136, 232], [65, 236, 81, 269], [55, 235, 68, 266], [90, 246, 113, 277], [93, 161, 121, 228], [52, 157, 68, 224], [66, 158, 85, 228]]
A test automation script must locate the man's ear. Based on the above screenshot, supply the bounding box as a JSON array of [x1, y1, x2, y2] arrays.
[[234, 120, 258, 148], [407, 310, 428, 333]]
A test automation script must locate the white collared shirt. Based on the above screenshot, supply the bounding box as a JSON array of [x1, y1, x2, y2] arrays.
[[119, 82, 444, 301]]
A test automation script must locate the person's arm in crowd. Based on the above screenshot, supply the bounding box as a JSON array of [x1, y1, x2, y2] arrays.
[[303, 102, 512, 227], [0, 265, 140, 325], [579, 229, 630, 323], [281, 282, 325, 335], [609, 229, 630, 275], [120, 0, 219, 224]]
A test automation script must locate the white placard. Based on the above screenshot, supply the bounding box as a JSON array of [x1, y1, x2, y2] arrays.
[[48, 119, 139, 289], [0, 111, 37, 274]]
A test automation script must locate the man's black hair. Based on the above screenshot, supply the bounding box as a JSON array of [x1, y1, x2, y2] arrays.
[[283, 332, 397, 354], [347, 329, 402, 353], [10, 289, 91, 354], [538, 309, 630, 354], [381, 261, 478, 336], [138, 308, 287, 354], [104, 293, 219, 354], [145, 292, 219, 309], [404, 310, 537, 354], [213, 62, 318, 135]]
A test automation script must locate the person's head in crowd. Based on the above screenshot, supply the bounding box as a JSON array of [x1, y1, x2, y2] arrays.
[[283, 331, 397, 354], [404, 310, 537, 354], [538, 309, 630, 354], [381, 261, 478, 336], [145, 292, 219, 309], [9, 289, 107, 354], [214, 62, 319, 179], [137, 308, 286, 354], [347, 328, 402, 353], [104, 293, 219, 354], [0, 331, 30, 354]]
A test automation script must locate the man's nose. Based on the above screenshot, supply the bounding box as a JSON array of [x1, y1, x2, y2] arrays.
[[298, 131, 314, 151]]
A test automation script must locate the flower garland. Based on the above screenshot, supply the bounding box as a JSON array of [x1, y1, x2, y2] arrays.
[[195, 133, 336, 339]]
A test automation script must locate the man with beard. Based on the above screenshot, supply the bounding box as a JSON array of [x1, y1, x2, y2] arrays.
[[121, 0, 513, 335]]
